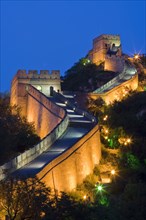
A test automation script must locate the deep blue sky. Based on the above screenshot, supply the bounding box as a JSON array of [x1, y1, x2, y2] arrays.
[[1, 0, 146, 92]]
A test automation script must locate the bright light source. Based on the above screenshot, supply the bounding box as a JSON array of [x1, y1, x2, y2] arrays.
[[83, 195, 87, 200], [127, 138, 131, 143], [111, 169, 115, 175], [119, 137, 132, 145], [134, 54, 139, 59], [97, 185, 103, 191], [105, 129, 108, 134], [103, 115, 108, 121]]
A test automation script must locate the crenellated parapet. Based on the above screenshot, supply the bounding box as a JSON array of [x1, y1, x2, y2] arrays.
[[87, 34, 122, 70], [11, 70, 61, 106], [16, 69, 60, 79]]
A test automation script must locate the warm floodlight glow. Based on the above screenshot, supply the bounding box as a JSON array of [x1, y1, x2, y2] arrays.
[[83, 195, 87, 200], [118, 137, 132, 145], [111, 169, 115, 175], [127, 138, 131, 143], [103, 115, 108, 121], [134, 54, 139, 59], [105, 129, 109, 134]]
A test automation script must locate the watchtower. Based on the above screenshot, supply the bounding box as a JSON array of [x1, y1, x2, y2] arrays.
[[10, 69, 61, 116], [88, 34, 122, 65]]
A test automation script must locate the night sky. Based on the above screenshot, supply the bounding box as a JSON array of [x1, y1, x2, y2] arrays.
[[1, 0, 146, 92]]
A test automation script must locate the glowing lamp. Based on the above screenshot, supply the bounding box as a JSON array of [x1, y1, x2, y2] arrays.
[[97, 185, 103, 192], [134, 54, 139, 59], [103, 115, 108, 121], [127, 138, 131, 143], [111, 170, 115, 175]]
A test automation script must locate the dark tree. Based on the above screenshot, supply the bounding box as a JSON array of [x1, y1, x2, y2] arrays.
[[0, 96, 40, 165], [0, 177, 52, 220]]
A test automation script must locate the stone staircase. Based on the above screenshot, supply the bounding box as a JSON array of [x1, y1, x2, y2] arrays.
[[51, 91, 96, 125]]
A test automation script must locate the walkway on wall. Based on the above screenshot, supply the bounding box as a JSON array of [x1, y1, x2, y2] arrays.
[[93, 61, 137, 94], [13, 95, 95, 178], [12, 60, 137, 180]]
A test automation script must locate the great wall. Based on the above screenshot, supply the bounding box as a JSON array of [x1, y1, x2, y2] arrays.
[[0, 34, 138, 192]]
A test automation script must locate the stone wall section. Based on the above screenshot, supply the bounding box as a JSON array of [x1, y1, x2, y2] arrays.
[[37, 124, 101, 192], [10, 71, 64, 138], [104, 56, 125, 73], [6, 69, 102, 192], [88, 34, 122, 66], [26, 85, 65, 138], [11, 69, 61, 99], [0, 114, 69, 180], [88, 74, 138, 104]]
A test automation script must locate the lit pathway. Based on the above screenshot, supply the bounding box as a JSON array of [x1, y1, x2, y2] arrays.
[[94, 61, 137, 94], [13, 95, 94, 178]]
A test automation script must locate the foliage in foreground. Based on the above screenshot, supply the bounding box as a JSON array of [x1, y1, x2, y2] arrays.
[[1, 176, 146, 220], [0, 177, 52, 220], [0, 95, 40, 165]]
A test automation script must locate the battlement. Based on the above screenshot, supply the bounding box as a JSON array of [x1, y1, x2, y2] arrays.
[[11, 69, 61, 98], [88, 34, 122, 67], [93, 34, 120, 44], [16, 69, 60, 79]]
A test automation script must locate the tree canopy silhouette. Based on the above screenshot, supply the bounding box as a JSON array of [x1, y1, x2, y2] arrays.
[[0, 94, 40, 165]]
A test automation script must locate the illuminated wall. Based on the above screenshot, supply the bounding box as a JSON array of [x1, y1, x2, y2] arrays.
[[10, 72, 65, 139], [26, 86, 66, 138], [88, 34, 122, 64], [88, 74, 138, 105], [104, 56, 125, 73], [10, 71, 102, 192], [11, 69, 61, 102], [37, 124, 101, 192], [73, 74, 138, 109], [87, 34, 124, 73]]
